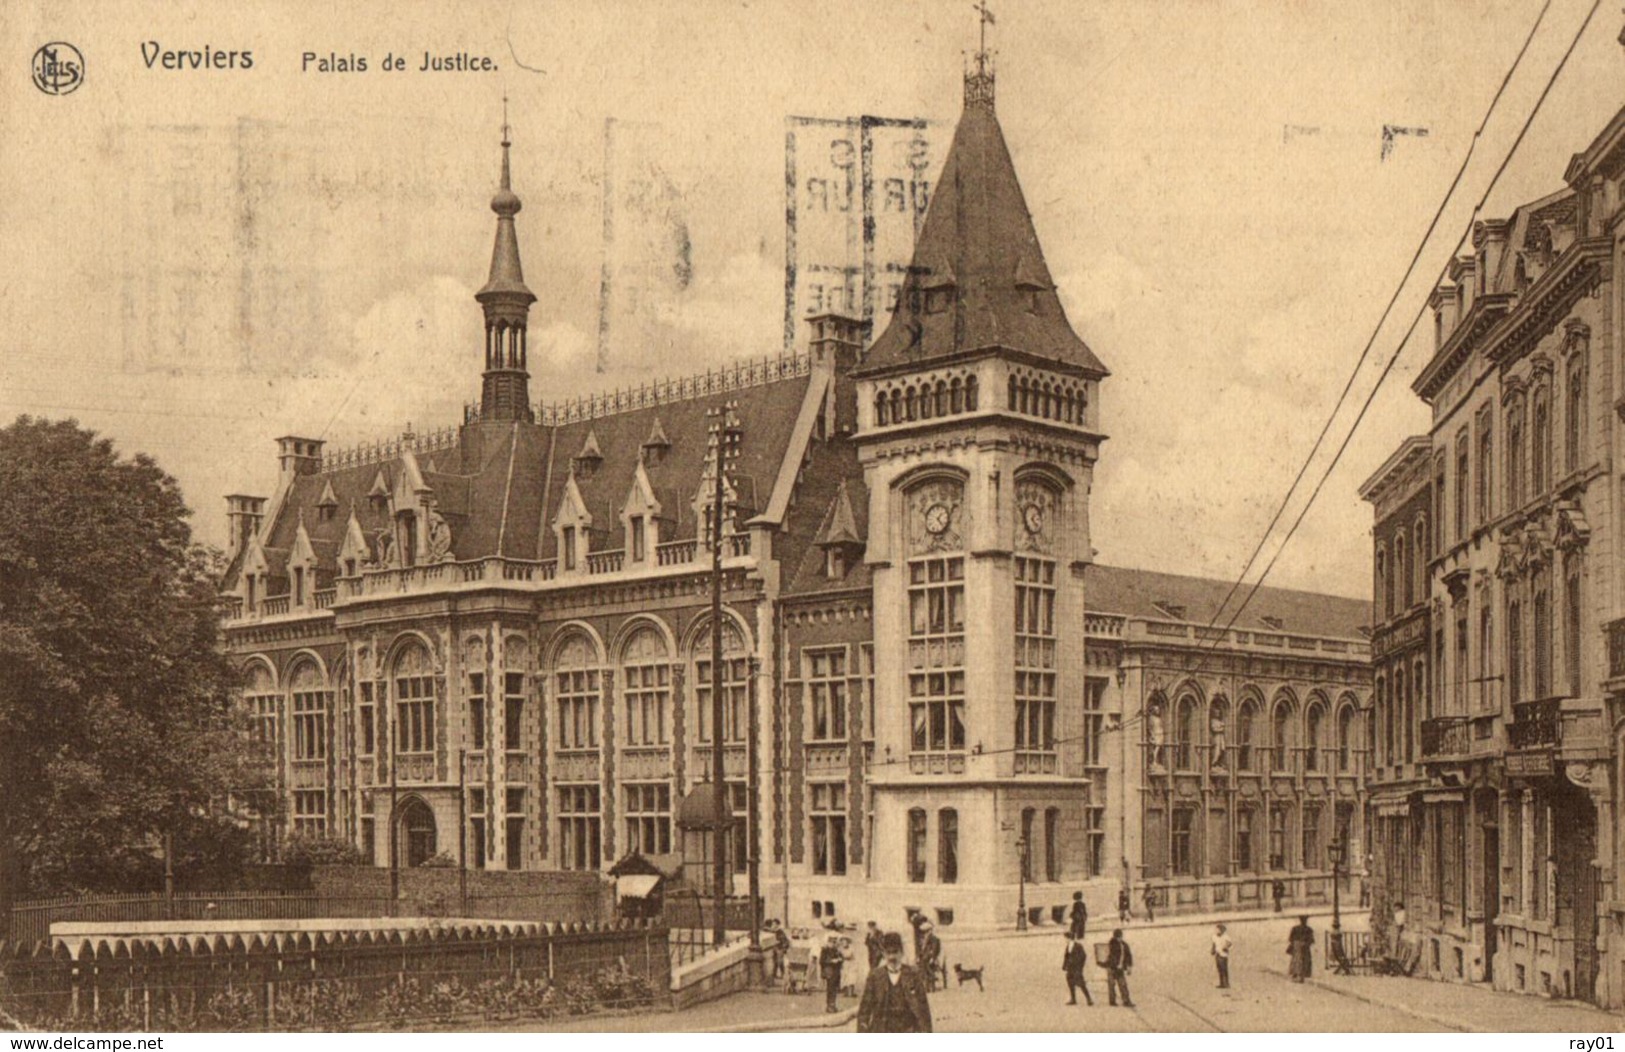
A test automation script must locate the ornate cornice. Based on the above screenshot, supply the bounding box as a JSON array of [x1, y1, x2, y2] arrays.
[[1415, 293, 1513, 401]]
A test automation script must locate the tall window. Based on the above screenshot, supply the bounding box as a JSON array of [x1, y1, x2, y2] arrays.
[[1044, 807, 1061, 882], [1376, 548, 1389, 618], [1533, 577, 1552, 699], [358, 681, 375, 757], [562, 525, 578, 571], [289, 664, 328, 762], [728, 782, 748, 874], [907, 808, 927, 883], [1479, 606, 1494, 712], [1173, 695, 1198, 771], [696, 653, 749, 743], [468, 672, 486, 751], [555, 667, 601, 750], [1566, 356, 1586, 472], [938, 807, 959, 884], [1455, 433, 1469, 540], [1082, 678, 1107, 766], [624, 783, 672, 855], [1236, 808, 1255, 871], [293, 790, 325, 838], [908, 556, 966, 753], [1171, 808, 1194, 876], [1304, 704, 1324, 772], [469, 787, 486, 868], [1507, 598, 1523, 705], [505, 788, 525, 870], [621, 626, 671, 747], [1302, 804, 1322, 870], [394, 647, 435, 755], [630, 515, 647, 562], [1532, 389, 1551, 495], [1506, 400, 1525, 510], [1476, 407, 1493, 523], [1084, 797, 1105, 877], [1395, 534, 1410, 610], [1271, 700, 1294, 772], [807, 649, 849, 742], [1269, 803, 1288, 871], [1415, 519, 1429, 594], [1434, 455, 1447, 550], [1455, 603, 1469, 713], [504, 672, 525, 751], [1236, 701, 1257, 771], [810, 782, 848, 875], [1014, 556, 1057, 759], [1566, 555, 1582, 696], [1337, 706, 1355, 772], [859, 644, 876, 740], [558, 785, 601, 870]]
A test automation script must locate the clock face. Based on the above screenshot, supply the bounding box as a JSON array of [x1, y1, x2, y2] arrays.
[[1023, 502, 1045, 535], [924, 502, 951, 535]]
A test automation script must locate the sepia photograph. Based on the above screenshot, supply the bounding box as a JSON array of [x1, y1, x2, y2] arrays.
[[3, 0, 1625, 1039]]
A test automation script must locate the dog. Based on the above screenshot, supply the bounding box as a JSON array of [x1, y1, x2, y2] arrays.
[[953, 963, 985, 991]]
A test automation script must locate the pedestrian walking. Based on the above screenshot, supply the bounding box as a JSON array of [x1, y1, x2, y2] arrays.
[[857, 932, 934, 1033], [820, 932, 846, 1013], [917, 919, 943, 991], [1104, 929, 1135, 1007], [1117, 887, 1132, 923], [1287, 914, 1315, 982], [1068, 891, 1089, 940], [1142, 884, 1156, 923], [1211, 923, 1232, 989], [1062, 934, 1094, 1005], [1271, 878, 1286, 913], [1393, 901, 1407, 940], [865, 920, 884, 969]]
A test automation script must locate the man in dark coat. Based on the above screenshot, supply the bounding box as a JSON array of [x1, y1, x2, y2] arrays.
[[1105, 929, 1135, 1007], [1142, 884, 1156, 923], [865, 920, 884, 969], [1117, 887, 1132, 923], [819, 932, 846, 1013], [1068, 891, 1089, 940], [1062, 933, 1094, 1005], [857, 932, 933, 1033], [917, 919, 943, 990]]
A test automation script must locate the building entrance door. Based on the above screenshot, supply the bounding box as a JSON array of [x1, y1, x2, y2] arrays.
[[1480, 808, 1498, 983], [397, 797, 437, 868]]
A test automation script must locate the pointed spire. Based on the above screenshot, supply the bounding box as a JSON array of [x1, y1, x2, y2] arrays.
[[815, 481, 866, 548], [966, 1, 997, 110], [477, 100, 538, 423], [316, 479, 339, 508], [859, 40, 1107, 378]]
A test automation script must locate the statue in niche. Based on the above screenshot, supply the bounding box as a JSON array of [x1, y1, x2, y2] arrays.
[[1147, 700, 1166, 771], [375, 528, 397, 570], [426, 508, 453, 562], [1210, 707, 1228, 767]]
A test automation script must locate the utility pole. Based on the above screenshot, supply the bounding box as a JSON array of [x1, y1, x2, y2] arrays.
[[388, 679, 399, 917], [707, 402, 741, 948], [747, 655, 763, 953], [457, 748, 468, 916]]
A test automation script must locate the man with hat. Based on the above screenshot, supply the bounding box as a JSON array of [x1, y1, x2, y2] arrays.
[[819, 931, 847, 1013], [917, 918, 943, 991], [857, 931, 933, 1032]]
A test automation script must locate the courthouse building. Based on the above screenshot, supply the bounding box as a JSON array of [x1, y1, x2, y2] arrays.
[[1363, 106, 1625, 1006], [220, 51, 1370, 928]]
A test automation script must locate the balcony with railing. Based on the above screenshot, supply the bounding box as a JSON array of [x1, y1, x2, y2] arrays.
[[1507, 697, 1561, 750], [1420, 715, 1472, 760]]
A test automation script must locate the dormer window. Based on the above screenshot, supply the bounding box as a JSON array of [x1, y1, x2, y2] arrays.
[[318, 505, 335, 522], [563, 525, 578, 571], [631, 516, 647, 562], [826, 548, 846, 579], [293, 566, 306, 607], [245, 574, 257, 613], [344, 558, 357, 578]]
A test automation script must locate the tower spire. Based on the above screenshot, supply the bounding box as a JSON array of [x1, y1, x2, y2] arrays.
[[475, 102, 537, 423], [966, 1, 996, 110]]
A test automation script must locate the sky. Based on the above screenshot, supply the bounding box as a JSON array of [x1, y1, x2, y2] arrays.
[[3, 0, 1622, 601]]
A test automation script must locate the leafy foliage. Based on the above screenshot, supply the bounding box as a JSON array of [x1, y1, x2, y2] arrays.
[[0, 417, 272, 921], [280, 834, 368, 868]]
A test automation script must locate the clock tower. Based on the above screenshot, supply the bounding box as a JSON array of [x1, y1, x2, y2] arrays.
[[850, 45, 1109, 920]]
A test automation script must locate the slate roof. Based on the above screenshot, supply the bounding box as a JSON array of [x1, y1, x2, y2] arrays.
[[232, 373, 814, 587], [1084, 564, 1369, 641], [861, 99, 1107, 377]]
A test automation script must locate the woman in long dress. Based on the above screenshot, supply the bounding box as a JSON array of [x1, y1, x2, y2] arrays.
[[1287, 915, 1315, 982]]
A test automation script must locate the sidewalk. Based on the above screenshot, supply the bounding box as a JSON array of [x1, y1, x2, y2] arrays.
[[1267, 966, 1625, 1033], [511, 990, 856, 1033], [947, 904, 1350, 944]]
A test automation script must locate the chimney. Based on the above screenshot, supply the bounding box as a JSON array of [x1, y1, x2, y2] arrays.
[[1448, 256, 1476, 317], [276, 436, 325, 482], [1473, 219, 1510, 294], [807, 312, 866, 435], [1429, 284, 1458, 351], [225, 494, 268, 561]]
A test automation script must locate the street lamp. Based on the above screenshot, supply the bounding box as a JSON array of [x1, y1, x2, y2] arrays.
[[1016, 835, 1030, 931], [1328, 834, 1348, 975]]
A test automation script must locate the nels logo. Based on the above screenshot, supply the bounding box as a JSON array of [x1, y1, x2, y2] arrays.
[[32, 42, 84, 96]]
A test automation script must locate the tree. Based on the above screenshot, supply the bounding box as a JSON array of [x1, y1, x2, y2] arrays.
[[0, 417, 270, 933]]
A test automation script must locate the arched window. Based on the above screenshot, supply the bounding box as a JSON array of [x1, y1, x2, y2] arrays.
[[392, 641, 436, 765], [288, 660, 328, 765], [1407, 663, 1420, 762], [1236, 700, 1258, 771], [1534, 576, 1552, 699], [875, 391, 889, 426], [965, 374, 979, 411], [1507, 597, 1522, 704], [906, 476, 967, 758], [1566, 554, 1582, 696], [890, 389, 903, 425], [1395, 533, 1410, 610], [1375, 546, 1388, 618], [1271, 698, 1295, 772], [1374, 676, 1387, 766], [620, 624, 671, 746], [939, 807, 959, 884], [1532, 388, 1551, 495], [905, 386, 919, 422], [935, 380, 949, 417], [1172, 694, 1199, 770], [950, 377, 964, 414], [1008, 376, 1019, 411], [553, 632, 602, 751], [907, 808, 928, 883], [693, 619, 749, 744], [1506, 399, 1525, 509], [1415, 518, 1429, 589], [1336, 704, 1356, 772], [1305, 702, 1325, 772], [1566, 356, 1586, 472]]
